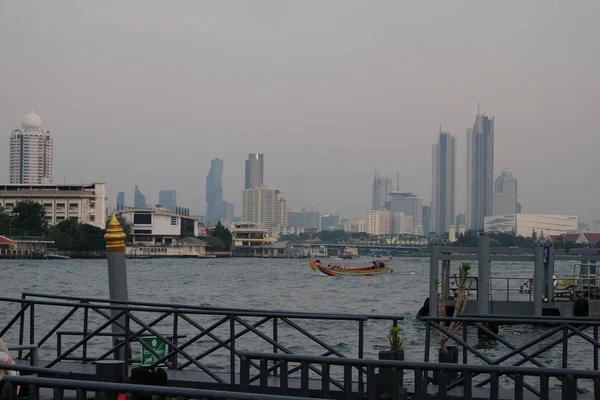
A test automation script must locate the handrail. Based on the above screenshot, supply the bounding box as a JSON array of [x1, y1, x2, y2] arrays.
[[422, 313, 600, 324], [0, 363, 71, 376]]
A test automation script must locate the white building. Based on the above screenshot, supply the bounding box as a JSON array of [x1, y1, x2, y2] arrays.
[[269, 225, 304, 239], [118, 209, 199, 245], [365, 210, 392, 235], [484, 214, 578, 237], [0, 183, 106, 228], [10, 111, 53, 184], [493, 168, 518, 215], [242, 187, 288, 229], [392, 212, 414, 235]]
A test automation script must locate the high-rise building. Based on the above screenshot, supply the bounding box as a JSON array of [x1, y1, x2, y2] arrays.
[[321, 214, 340, 230], [372, 173, 393, 210], [456, 212, 466, 229], [288, 210, 321, 231], [205, 159, 224, 224], [466, 112, 495, 230], [134, 185, 146, 209], [116, 192, 125, 211], [431, 131, 456, 234], [365, 210, 392, 235], [159, 190, 177, 211], [392, 212, 414, 235], [9, 111, 53, 184], [389, 192, 423, 234], [493, 168, 518, 216], [242, 187, 287, 229], [245, 153, 264, 189], [222, 201, 235, 223], [422, 205, 432, 234]]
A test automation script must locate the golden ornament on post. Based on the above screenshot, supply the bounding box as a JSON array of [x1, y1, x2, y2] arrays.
[[105, 213, 126, 252]]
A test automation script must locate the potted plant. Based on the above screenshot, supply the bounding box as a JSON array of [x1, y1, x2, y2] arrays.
[[434, 262, 472, 383], [376, 325, 405, 397]]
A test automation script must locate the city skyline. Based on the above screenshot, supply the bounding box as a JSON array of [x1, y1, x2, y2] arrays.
[[1, 2, 599, 222]]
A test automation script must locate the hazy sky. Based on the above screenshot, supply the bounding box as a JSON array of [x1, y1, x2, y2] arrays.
[[1, 1, 599, 222]]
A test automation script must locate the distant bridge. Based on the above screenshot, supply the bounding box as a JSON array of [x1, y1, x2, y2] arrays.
[[296, 234, 433, 250]]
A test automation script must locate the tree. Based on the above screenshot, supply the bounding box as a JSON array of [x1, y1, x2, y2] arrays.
[[199, 236, 226, 251], [0, 207, 12, 236], [212, 222, 233, 250], [49, 219, 105, 251], [106, 214, 133, 242], [11, 201, 48, 236]]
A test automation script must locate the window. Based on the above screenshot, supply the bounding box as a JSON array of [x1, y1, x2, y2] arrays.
[[133, 212, 152, 225], [133, 229, 152, 234], [171, 217, 177, 225]]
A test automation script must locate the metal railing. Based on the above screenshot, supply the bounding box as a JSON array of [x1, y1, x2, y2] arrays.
[[239, 352, 600, 400], [422, 314, 600, 396], [0, 293, 403, 389], [1, 374, 324, 400]]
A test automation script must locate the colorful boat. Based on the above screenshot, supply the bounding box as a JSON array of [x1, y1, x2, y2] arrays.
[[309, 257, 393, 276]]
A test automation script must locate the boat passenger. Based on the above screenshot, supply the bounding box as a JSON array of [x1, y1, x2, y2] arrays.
[[378, 261, 385, 268], [0, 338, 20, 395]]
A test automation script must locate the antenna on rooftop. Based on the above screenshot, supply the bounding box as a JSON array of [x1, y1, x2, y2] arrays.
[[478, 102, 480, 115], [396, 172, 400, 191]]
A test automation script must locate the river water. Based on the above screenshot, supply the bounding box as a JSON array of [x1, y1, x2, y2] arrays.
[[0, 257, 594, 390]]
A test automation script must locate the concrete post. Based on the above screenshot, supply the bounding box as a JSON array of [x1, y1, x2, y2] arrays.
[[104, 213, 129, 360], [429, 246, 439, 317], [477, 234, 490, 314], [533, 246, 544, 316], [546, 246, 555, 301]]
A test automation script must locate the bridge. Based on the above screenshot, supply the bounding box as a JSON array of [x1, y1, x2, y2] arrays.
[[296, 234, 433, 251]]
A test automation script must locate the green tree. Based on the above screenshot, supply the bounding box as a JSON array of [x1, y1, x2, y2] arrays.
[[212, 222, 233, 250], [0, 207, 12, 236], [11, 201, 48, 236], [199, 236, 226, 251], [50, 219, 105, 251]]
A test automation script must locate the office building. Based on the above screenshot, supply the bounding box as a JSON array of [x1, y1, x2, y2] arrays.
[[205, 159, 224, 224], [9, 110, 53, 184], [242, 186, 287, 229], [158, 190, 177, 211], [222, 201, 235, 223], [422, 205, 431, 234], [0, 183, 106, 229], [456, 212, 466, 229], [392, 212, 414, 235], [389, 192, 423, 234], [118, 208, 199, 245], [245, 153, 264, 189], [288, 210, 321, 231], [365, 210, 392, 236], [431, 131, 456, 234], [372, 173, 393, 210], [466, 112, 495, 230], [116, 192, 125, 211], [321, 214, 340, 230], [134, 185, 146, 209], [484, 214, 578, 237], [493, 168, 518, 216]]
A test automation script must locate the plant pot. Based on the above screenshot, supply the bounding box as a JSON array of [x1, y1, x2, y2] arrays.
[[433, 346, 459, 385], [375, 351, 404, 398]]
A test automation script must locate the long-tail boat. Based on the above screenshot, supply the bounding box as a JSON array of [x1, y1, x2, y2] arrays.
[[309, 257, 393, 276]]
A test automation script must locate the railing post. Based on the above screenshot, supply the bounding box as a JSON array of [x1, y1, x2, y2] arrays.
[[546, 245, 555, 301], [230, 317, 235, 385], [477, 234, 490, 314], [272, 317, 278, 376], [171, 310, 178, 369], [104, 213, 129, 360], [533, 246, 544, 316], [95, 360, 125, 400], [358, 320, 364, 393], [429, 246, 439, 317], [240, 356, 250, 391], [82, 305, 89, 363]]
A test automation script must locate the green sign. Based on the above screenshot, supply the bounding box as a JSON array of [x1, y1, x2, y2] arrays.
[[140, 337, 166, 366]]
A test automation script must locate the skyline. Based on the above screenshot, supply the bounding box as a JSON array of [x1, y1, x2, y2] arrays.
[[1, 2, 599, 221]]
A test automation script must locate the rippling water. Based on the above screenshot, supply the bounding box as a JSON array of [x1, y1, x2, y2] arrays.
[[0, 256, 594, 389]]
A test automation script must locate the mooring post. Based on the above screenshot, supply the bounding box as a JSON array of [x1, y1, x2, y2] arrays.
[[104, 213, 129, 360], [477, 234, 490, 314], [533, 246, 544, 316], [429, 246, 439, 317], [546, 243, 555, 302]]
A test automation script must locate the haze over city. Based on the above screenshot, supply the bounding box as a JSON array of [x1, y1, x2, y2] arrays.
[[1, 1, 599, 221]]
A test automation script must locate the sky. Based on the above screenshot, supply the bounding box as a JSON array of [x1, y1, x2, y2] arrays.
[[1, 1, 599, 222]]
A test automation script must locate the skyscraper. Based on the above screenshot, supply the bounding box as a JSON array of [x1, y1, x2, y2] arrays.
[[431, 131, 456, 234], [159, 190, 177, 211], [422, 205, 432, 234], [222, 201, 235, 223], [205, 159, 224, 225], [372, 173, 393, 210], [466, 112, 494, 230], [245, 153, 264, 189], [134, 185, 146, 209], [389, 192, 423, 234], [9, 110, 53, 184], [116, 192, 125, 211], [493, 168, 518, 216], [242, 186, 287, 228]]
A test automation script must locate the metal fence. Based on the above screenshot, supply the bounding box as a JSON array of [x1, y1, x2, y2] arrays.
[[0, 292, 402, 387], [239, 352, 600, 400]]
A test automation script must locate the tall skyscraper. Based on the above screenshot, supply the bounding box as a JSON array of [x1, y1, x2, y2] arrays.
[[422, 205, 432, 234], [431, 131, 456, 234], [222, 201, 235, 223], [116, 192, 125, 211], [9, 110, 53, 184], [245, 153, 264, 189], [242, 186, 287, 228], [134, 185, 146, 209], [372, 173, 393, 210], [205, 159, 224, 225], [466, 112, 494, 230], [389, 192, 423, 234], [159, 190, 177, 211], [493, 168, 518, 216]]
